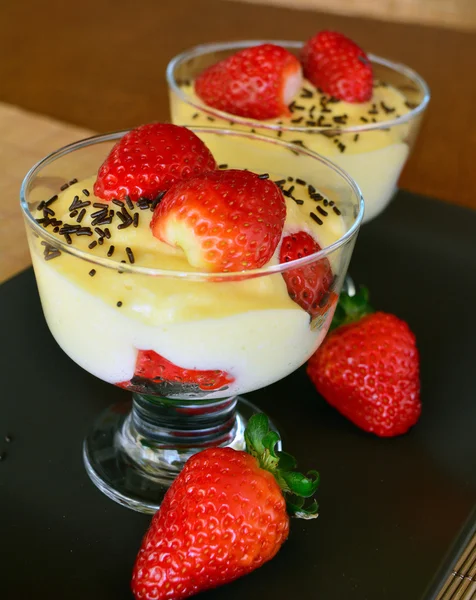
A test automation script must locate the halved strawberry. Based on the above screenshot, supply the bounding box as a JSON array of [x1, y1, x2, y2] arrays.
[[195, 44, 302, 120], [280, 231, 334, 318], [118, 349, 234, 394], [94, 123, 216, 202], [301, 31, 373, 103], [151, 169, 286, 272]]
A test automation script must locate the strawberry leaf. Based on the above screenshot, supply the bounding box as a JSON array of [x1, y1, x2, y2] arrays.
[[244, 413, 320, 520], [281, 470, 320, 498], [330, 285, 373, 331], [276, 451, 297, 471]]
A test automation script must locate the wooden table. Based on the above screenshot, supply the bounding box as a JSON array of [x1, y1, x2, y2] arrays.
[[0, 0, 475, 282]]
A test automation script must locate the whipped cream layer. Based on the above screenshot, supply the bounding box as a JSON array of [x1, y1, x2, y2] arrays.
[[30, 171, 345, 398], [171, 79, 414, 222]]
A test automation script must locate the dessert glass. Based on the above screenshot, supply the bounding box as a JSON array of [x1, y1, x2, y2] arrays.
[[20, 127, 363, 514], [167, 40, 430, 223]]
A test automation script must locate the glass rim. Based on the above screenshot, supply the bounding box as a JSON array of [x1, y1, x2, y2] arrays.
[[166, 39, 431, 134], [20, 127, 364, 281]]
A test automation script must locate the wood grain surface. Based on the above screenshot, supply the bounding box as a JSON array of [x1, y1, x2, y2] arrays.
[[236, 0, 476, 31], [0, 0, 475, 283]]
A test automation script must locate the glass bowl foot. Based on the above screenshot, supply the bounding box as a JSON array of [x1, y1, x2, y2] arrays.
[[83, 395, 278, 514]]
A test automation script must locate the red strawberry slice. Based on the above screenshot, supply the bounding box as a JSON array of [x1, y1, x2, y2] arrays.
[[151, 169, 286, 272], [118, 349, 234, 392], [93, 123, 216, 202], [195, 43, 302, 120], [280, 231, 335, 318], [301, 31, 373, 103]]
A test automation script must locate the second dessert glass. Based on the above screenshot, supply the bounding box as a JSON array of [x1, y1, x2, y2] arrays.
[[21, 127, 363, 513], [167, 40, 430, 223]]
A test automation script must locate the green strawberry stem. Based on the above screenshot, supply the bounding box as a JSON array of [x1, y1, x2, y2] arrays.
[[329, 285, 374, 331], [244, 414, 319, 519]]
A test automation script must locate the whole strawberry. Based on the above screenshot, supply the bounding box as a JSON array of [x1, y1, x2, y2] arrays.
[[132, 414, 319, 600], [301, 31, 373, 103], [94, 123, 216, 202], [307, 288, 421, 437], [151, 169, 286, 272], [195, 43, 303, 120]]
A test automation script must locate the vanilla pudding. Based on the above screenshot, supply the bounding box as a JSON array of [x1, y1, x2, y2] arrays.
[[167, 42, 429, 222], [28, 165, 347, 399]]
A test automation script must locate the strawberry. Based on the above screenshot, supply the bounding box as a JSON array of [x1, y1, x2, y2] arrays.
[[93, 123, 216, 202], [280, 231, 335, 318], [151, 169, 286, 272], [301, 31, 373, 103], [117, 349, 234, 394], [131, 414, 319, 600], [195, 43, 303, 120], [307, 288, 421, 437]]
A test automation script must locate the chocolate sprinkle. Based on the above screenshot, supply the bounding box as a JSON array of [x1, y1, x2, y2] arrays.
[[107, 245, 115, 257], [69, 210, 78, 218], [89, 269, 96, 277], [333, 206, 342, 216], [125, 195, 134, 211], [104, 228, 111, 239], [133, 213, 139, 228], [45, 195, 58, 207], [354, 134, 360, 142], [117, 301, 123, 307], [126, 247, 135, 264], [93, 202, 108, 209], [74, 201, 91, 210], [218, 163, 228, 169], [98, 238, 104, 245], [118, 222, 132, 230], [258, 173, 269, 180], [296, 178, 306, 186], [316, 205, 328, 217], [76, 228, 93, 236], [95, 216, 113, 226], [69, 178, 78, 185], [82, 189, 90, 197], [64, 234, 72, 245], [60, 183, 69, 191], [151, 191, 166, 210], [38, 201, 45, 211], [88, 241, 97, 249], [300, 87, 314, 99], [112, 199, 125, 207], [309, 212, 323, 226], [91, 208, 108, 219], [380, 101, 396, 114], [192, 113, 199, 119], [77, 208, 86, 223], [293, 199, 304, 205]]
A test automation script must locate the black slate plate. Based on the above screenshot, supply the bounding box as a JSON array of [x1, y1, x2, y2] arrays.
[[1, 190, 475, 600]]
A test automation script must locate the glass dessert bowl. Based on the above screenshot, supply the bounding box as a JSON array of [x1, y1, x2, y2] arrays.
[[20, 126, 363, 514], [167, 40, 430, 223]]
